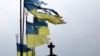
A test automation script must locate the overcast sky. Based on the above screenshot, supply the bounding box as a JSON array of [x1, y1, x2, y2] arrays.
[[0, 0, 100, 56]]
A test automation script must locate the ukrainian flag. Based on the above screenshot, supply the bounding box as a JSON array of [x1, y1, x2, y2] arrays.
[[17, 43, 35, 56], [24, 0, 64, 24], [26, 17, 49, 48]]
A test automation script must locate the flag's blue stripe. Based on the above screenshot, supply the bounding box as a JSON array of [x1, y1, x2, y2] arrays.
[[33, 17, 48, 27], [17, 43, 32, 52], [26, 21, 38, 34], [26, 17, 48, 34], [24, 0, 39, 11]]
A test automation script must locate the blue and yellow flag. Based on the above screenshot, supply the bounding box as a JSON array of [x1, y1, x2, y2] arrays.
[[24, 0, 65, 24], [17, 43, 35, 56], [26, 17, 49, 48]]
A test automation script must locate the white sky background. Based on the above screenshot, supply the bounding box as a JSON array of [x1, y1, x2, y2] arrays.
[[0, 0, 100, 56]]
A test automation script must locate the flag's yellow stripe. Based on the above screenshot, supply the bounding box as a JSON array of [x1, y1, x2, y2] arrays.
[[30, 9, 64, 24], [38, 26, 49, 35], [26, 34, 49, 48], [17, 50, 33, 56]]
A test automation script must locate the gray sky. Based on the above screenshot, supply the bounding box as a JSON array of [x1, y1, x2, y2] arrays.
[[0, 0, 100, 56]]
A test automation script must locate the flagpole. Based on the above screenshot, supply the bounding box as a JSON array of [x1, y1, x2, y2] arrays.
[[16, 34, 18, 45], [20, 0, 24, 56], [32, 48, 35, 56], [25, 9, 28, 56], [16, 34, 18, 56], [23, 6, 25, 36]]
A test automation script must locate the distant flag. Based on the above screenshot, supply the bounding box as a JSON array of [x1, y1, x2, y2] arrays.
[[26, 17, 49, 48], [24, 0, 65, 24], [17, 43, 35, 56]]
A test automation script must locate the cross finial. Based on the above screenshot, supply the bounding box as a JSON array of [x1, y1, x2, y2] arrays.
[[48, 42, 57, 56]]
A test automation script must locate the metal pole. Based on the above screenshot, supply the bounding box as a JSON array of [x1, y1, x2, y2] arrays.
[[16, 34, 18, 43], [16, 34, 18, 56], [32, 48, 35, 56], [20, 0, 23, 56], [23, 7, 25, 37], [25, 9, 28, 56]]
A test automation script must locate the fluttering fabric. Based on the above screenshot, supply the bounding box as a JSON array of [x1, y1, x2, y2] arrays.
[[26, 17, 49, 48], [24, 0, 64, 24], [17, 43, 35, 56]]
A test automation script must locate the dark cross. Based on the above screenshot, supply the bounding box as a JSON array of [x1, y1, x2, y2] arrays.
[[48, 42, 57, 56]]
